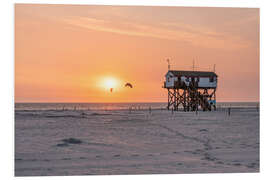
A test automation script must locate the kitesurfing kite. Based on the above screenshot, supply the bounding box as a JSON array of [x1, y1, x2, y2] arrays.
[[125, 83, 133, 88]]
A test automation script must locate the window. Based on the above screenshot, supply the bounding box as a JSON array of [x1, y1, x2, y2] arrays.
[[210, 77, 214, 82]]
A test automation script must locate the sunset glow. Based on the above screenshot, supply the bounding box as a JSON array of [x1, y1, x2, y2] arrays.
[[15, 4, 259, 102], [102, 77, 119, 91], [104, 78, 116, 89]]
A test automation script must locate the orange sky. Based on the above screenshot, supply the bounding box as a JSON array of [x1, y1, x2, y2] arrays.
[[15, 4, 259, 102]]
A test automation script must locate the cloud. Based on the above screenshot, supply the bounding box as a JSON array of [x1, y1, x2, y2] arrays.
[[61, 14, 253, 50], [16, 4, 259, 50]]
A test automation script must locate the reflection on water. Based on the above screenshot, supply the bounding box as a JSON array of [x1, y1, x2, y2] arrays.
[[15, 102, 259, 111]]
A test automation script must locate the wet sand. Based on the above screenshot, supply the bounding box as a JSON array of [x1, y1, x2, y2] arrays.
[[15, 107, 259, 176]]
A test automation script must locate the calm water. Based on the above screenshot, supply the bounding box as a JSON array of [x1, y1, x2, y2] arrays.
[[15, 102, 259, 111]]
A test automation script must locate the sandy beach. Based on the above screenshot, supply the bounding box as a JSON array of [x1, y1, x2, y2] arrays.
[[15, 105, 259, 176]]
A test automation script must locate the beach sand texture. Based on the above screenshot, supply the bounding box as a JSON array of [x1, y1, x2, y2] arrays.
[[15, 106, 259, 176]]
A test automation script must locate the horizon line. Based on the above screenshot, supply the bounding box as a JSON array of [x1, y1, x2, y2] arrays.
[[15, 101, 260, 104]]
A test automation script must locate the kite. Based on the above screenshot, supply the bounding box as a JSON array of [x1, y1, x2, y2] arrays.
[[125, 83, 133, 88]]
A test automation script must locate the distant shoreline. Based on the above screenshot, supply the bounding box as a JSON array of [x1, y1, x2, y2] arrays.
[[14, 101, 260, 104]]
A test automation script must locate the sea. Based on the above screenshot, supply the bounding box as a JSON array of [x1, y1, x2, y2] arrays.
[[15, 102, 259, 111]]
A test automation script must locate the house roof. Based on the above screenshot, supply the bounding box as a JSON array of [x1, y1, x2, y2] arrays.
[[168, 70, 218, 77]]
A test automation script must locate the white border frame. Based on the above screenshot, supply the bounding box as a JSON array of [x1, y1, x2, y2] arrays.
[[1, 0, 268, 180]]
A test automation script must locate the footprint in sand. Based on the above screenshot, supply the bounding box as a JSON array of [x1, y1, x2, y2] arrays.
[[233, 163, 242, 166], [216, 161, 224, 164], [247, 162, 257, 168], [199, 129, 208, 132]]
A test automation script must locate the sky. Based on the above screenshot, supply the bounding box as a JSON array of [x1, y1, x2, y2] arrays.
[[15, 4, 259, 102]]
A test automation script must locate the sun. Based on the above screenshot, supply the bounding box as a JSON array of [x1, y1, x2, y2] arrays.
[[105, 78, 116, 88], [99, 76, 122, 92], [102, 77, 119, 91]]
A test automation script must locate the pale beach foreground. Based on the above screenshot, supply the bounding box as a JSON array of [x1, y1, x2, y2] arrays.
[[15, 106, 259, 176]]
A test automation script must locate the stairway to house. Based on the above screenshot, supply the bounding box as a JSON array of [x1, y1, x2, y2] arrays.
[[187, 82, 211, 111]]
